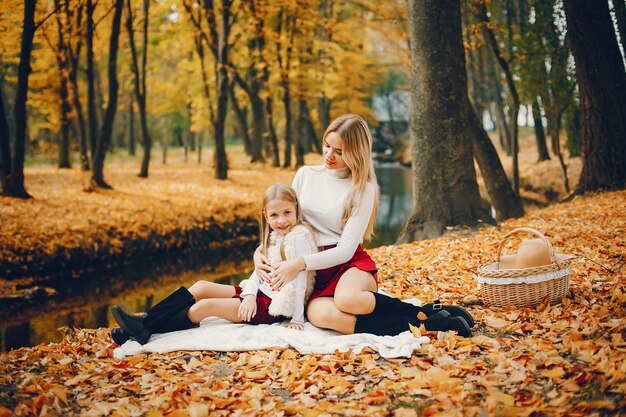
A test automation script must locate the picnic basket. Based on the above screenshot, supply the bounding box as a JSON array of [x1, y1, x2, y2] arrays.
[[475, 227, 575, 308]]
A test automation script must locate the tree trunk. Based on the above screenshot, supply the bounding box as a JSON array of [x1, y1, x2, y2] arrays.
[[304, 101, 321, 153], [228, 83, 251, 155], [162, 124, 167, 164], [53, 0, 72, 169], [564, 0, 626, 192], [282, 89, 293, 167], [186, 100, 195, 153], [318, 97, 331, 132], [65, 1, 88, 170], [128, 94, 136, 155], [276, 7, 296, 167], [550, 114, 570, 192], [197, 130, 202, 164], [249, 92, 265, 162], [613, 0, 626, 60], [295, 99, 307, 167], [468, 99, 524, 220], [91, 0, 123, 188], [487, 50, 511, 154], [565, 105, 581, 158], [86, 0, 98, 163], [531, 99, 550, 161], [265, 96, 280, 167], [212, 0, 231, 180], [398, 0, 491, 243], [480, 2, 520, 196], [7, 0, 37, 199], [126, 0, 152, 178], [0, 82, 10, 193]]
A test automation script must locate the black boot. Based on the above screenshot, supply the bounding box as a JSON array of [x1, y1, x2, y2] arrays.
[[110, 313, 146, 345], [111, 286, 197, 345], [421, 300, 475, 328], [371, 292, 475, 328], [110, 327, 130, 345], [355, 310, 472, 337]]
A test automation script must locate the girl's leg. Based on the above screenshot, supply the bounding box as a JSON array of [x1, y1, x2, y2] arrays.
[[188, 281, 237, 300], [187, 297, 243, 323], [306, 298, 357, 334], [333, 268, 378, 315]]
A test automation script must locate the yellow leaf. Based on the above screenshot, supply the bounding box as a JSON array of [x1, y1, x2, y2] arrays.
[[540, 367, 565, 379], [324, 377, 353, 395], [409, 323, 426, 337], [484, 315, 508, 329], [399, 367, 421, 379], [188, 404, 208, 417], [489, 390, 515, 406]]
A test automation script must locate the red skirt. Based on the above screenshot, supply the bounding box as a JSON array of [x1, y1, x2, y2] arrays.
[[233, 285, 284, 325], [309, 245, 378, 301]]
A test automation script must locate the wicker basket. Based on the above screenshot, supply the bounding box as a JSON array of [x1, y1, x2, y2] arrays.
[[475, 227, 574, 308]]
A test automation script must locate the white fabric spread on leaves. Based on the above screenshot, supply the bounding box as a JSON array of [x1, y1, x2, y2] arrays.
[[113, 296, 429, 360]]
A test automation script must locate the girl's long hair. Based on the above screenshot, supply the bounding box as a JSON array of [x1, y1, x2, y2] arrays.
[[323, 114, 379, 241], [259, 183, 303, 257]]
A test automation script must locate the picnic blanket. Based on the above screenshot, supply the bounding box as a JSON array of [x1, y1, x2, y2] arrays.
[[113, 297, 430, 359]]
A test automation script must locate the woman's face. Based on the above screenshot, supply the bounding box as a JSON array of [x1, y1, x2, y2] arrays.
[[323, 132, 348, 171]]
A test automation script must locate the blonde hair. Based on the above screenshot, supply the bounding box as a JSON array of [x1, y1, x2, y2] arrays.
[[323, 114, 379, 241], [259, 183, 303, 257]]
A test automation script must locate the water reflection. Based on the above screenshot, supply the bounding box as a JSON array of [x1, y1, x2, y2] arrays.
[[0, 166, 412, 351], [0, 245, 256, 352], [370, 163, 412, 248]]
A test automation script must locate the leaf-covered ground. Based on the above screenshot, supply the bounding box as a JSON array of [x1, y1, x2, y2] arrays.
[[1, 189, 624, 416]]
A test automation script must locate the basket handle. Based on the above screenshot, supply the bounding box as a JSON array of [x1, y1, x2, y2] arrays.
[[496, 227, 555, 262]]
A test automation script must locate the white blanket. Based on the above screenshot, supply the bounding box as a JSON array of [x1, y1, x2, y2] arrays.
[[113, 317, 429, 359]]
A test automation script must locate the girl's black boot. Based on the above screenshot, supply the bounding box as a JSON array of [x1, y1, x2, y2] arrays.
[[111, 286, 197, 345]]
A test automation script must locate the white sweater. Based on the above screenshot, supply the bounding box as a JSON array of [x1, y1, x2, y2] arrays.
[[241, 224, 316, 324], [292, 165, 376, 271]]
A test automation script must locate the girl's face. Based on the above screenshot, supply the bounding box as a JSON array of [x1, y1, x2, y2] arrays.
[[264, 199, 298, 235], [323, 131, 348, 170]]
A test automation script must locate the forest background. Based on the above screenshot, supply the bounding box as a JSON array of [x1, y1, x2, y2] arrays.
[[0, 0, 625, 415]]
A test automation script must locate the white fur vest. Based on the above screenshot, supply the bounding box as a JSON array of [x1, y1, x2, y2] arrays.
[[267, 224, 317, 318]]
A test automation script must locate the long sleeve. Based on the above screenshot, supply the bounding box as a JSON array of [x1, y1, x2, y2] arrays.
[[240, 270, 261, 298], [290, 234, 313, 324], [301, 183, 375, 271]]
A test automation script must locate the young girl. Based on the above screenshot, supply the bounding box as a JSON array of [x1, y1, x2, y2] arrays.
[[110, 183, 317, 345], [255, 114, 474, 337]]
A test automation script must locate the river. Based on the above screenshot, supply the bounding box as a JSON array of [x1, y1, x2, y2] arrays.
[[0, 165, 412, 351]]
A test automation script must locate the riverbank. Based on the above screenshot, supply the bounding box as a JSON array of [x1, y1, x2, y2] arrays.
[[0, 147, 304, 283], [1, 189, 624, 416]]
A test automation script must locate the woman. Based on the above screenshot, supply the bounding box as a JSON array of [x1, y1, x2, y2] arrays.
[[255, 114, 474, 337]]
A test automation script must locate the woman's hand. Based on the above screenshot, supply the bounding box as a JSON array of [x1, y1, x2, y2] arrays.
[[238, 295, 257, 322], [253, 247, 273, 284], [282, 321, 304, 331], [270, 257, 306, 291]]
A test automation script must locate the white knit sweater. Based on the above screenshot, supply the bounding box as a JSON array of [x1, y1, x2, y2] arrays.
[[292, 165, 376, 271], [241, 224, 317, 323]]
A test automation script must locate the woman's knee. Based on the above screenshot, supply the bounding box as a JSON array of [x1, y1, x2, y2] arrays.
[[333, 292, 362, 314], [188, 280, 208, 293]]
